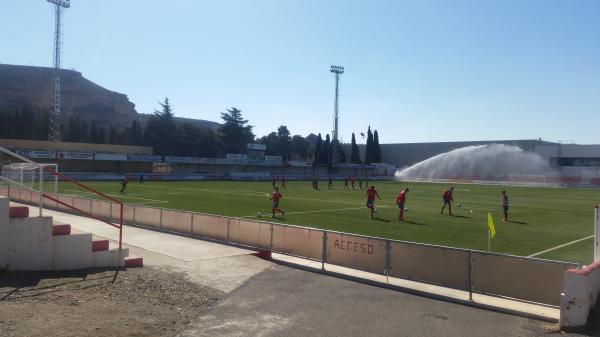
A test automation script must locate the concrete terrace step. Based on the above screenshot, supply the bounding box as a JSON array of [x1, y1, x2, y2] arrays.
[[9, 206, 29, 218], [52, 224, 71, 236]]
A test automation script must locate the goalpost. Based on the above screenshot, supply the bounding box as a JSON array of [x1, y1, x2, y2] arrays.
[[1, 162, 59, 196]]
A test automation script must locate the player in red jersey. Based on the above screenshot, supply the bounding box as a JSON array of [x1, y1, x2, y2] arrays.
[[396, 188, 409, 221], [270, 186, 285, 218], [364, 186, 381, 218], [351, 176, 356, 190], [441, 187, 454, 215], [120, 176, 128, 194]]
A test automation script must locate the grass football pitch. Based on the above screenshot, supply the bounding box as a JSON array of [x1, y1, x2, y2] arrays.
[[57, 180, 598, 264]]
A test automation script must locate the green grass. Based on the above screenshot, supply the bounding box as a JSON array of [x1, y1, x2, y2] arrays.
[[56, 180, 598, 264]]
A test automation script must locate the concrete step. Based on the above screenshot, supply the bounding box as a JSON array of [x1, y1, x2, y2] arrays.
[[124, 257, 144, 268], [91, 240, 110, 252], [9, 206, 29, 218], [52, 224, 72, 236]]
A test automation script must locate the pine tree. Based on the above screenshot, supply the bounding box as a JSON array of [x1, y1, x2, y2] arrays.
[[218, 107, 255, 154], [373, 129, 382, 163], [350, 132, 361, 164]]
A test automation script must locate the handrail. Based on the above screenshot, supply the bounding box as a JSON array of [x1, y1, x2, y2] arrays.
[[0, 175, 123, 248], [0, 145, 123, 249], [43, 167, 124, 249]]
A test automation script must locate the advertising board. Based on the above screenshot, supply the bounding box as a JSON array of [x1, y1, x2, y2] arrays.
[[57, 151, 94, 160], [94, 153, 127, 161]]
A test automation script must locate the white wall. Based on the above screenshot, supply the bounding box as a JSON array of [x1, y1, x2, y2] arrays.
[[561, 261, 600, 330]]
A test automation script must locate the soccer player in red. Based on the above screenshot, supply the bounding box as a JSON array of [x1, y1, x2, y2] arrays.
[[120, 176, 128, 194], [441, 187, 454, 215], [396, 188, 409, 221], [270, 186, 285, 218], [351, 176, 356, 190], [364, 186, 381, 218]]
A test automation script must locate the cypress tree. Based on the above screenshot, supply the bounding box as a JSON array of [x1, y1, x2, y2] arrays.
[[350, 132, 361, 164], [365, 126, 374, 164], [373, 129, 381, 163]]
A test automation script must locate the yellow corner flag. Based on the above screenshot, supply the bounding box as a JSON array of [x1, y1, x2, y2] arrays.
[[487, 212, 496, 239]]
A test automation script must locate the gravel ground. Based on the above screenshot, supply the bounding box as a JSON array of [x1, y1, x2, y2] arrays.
[[0, 267, 223, 337]]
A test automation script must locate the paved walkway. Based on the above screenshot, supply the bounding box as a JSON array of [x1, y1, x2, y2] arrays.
[[17, 203, 271, 293]]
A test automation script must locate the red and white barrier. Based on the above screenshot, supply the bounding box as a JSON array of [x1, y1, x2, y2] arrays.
[[561, 260, 600, 330]]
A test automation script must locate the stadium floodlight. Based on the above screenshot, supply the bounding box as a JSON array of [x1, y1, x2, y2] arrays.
[[329, 65, 344, 165], [47, 0, 71, 141], [47, 0, 71, 7]]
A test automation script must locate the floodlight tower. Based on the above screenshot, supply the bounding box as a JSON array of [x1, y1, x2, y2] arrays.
[[47, 0, 70, 141], [330, 65, 344, 164]]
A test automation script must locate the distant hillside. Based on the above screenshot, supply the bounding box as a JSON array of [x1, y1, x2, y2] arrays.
[[0, 63, 220, 131]]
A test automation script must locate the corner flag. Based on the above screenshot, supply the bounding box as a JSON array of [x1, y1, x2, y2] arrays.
[[487, 212, 496, 239]]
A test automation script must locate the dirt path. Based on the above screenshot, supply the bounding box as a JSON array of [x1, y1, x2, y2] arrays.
[[0, 267, 223, 337]]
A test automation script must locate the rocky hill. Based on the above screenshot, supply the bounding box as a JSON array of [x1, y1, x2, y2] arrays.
[[0, 63, 220, 131]]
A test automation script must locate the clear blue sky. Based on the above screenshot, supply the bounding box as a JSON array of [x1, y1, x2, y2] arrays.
[[2, 0, 599, 144]]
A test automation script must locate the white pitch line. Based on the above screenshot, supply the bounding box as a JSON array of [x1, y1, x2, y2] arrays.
[[528, 235, 594, 258], [170, 186, 366, 206], [241, 205, 390, 218], [64, 189, 168, 204]]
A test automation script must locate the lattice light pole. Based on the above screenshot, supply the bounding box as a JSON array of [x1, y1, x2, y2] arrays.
[[47, 0, 70, 141], [330, 65, 344, 164]]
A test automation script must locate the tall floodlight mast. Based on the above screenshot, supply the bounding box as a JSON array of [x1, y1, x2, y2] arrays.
[[330, 65, 344, 165], [47, 0, 70, 141]]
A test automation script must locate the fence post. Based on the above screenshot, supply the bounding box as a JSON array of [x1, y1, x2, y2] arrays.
[[468, 250, 473, 301], [321, 231, 328, 271], [109, 202, 113, 221], [38, 166, 43, 217], [226, 218, 231, 242], [269, 223, 274, 252], [160, 208, 163, 228], [385, 240, 392, 283], [133, 205, 137, 225]]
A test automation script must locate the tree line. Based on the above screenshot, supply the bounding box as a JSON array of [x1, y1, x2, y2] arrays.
[[0, 99, 383, 163]]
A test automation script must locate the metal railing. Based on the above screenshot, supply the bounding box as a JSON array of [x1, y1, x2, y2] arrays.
[[0, 146, 124, 249]]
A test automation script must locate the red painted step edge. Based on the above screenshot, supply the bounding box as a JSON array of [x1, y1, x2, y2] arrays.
[[52, 224, 71, 236], [124, 257, 144, 268], [9, 206, 29, 218], [92, 240, 110, 252]]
